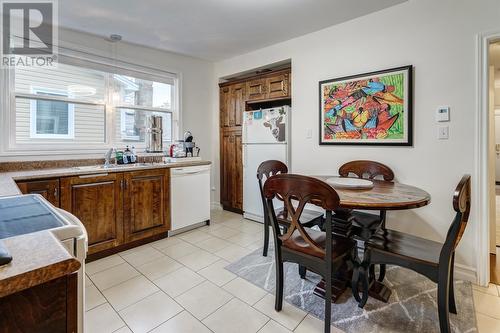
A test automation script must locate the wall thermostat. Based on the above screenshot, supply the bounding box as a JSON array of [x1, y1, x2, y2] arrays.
[[436, 106, 450, 122]]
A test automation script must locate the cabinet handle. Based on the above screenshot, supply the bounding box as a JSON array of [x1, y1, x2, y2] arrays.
[[54, 187, 58, 198]]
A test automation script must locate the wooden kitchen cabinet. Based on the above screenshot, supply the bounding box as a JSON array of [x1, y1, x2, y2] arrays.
[[60, 173, 124, 255], [230, 83, 245, 127], [243, 70, 290, 102], [17, 179, 60, 207], [59, 169, 171, 257], [265, 72, 290, 99], [219, 67, 290, 214], [220, 86, 231, 127], [123, 169, 170, 242], [0, 273, 77, 333], [220, 129, 243, 212], [246, 78, 266, 101], [220, 83, 246, 128]]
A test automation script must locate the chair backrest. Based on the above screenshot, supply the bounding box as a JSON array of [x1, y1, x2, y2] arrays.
[[257, 160, 288, 221], [339, 160, 394, 181], [257, 160, 288, 190], [263, 174, 340, 257], [440, 175, 471, 261]]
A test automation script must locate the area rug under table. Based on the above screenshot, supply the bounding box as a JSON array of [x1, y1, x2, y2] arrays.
[[226, 248, 477, 333]]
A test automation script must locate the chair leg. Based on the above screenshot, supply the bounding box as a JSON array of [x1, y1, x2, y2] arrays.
[[299, 265, 307, 279], [449, 254, 457, 314], [324, 270, 332, 333], [275, 255, 284, 311], [437, 271, 451, 333], [262, 216, 269, 257]]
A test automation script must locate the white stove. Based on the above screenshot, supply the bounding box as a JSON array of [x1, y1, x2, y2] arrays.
[[0, 194, 87, 333]]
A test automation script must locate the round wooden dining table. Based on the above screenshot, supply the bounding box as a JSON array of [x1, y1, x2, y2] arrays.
[[310, 175, 431, 303], [313, 176, 431, 210]]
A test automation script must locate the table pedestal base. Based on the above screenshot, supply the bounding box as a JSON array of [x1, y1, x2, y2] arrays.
[[313, 277, 392, 303], [313, 278, 348, 302], [368, 280, 391, 302]]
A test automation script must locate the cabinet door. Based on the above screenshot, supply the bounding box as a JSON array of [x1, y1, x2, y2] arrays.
[[220, 131, 234, 209], [246, 79, 266, 101], [220, 130, 243, 212], [231, 83, 246, 127], [266, 73, 290, 99], [17, 179, 60, 207], [123, 169, 170, 242], [233, 132, 243, 210], [220, 86, 231, 127], [60, 173, 123, 255]]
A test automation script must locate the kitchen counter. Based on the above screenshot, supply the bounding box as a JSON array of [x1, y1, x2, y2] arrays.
[[0, 160, 211, 197], [0, 159, 211, 296], [0, 231, 80, 298]]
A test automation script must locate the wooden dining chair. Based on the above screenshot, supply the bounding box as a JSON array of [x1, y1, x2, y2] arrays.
[[352, 175, 471, 333], [264, 174, 356, 333], [338, 160, 394, 281], [257, 160, 324, 257]]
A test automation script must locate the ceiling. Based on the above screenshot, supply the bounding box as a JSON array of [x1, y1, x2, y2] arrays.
[[59, 0, 406, 61]]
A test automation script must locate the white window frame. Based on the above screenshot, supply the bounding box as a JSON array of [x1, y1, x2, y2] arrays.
[[0, 48, 181, 156], [120, 109, 141, 141], [29, 87, 75, 139]]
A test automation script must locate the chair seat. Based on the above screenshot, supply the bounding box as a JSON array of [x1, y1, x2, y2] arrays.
[[282, 227, 355, 260], [366, 229, 443, 265], [276, 208, 324, 227]]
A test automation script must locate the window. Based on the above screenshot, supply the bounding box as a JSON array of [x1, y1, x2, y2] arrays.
[[113, 74, 174, 145], [29, 88, 75, 139], [14, 63, 107, 144], [4, 58, 178, 153]]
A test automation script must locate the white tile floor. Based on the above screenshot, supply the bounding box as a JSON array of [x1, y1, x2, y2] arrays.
[[85, 209, 496, 333]]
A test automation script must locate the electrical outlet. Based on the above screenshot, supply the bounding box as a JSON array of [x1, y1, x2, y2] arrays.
[[438, 126, 449, 140]]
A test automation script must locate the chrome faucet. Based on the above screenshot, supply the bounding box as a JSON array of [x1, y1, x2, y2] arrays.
[[104, 148, 114, 168]]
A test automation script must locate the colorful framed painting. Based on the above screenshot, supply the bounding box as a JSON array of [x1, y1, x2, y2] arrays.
[[319, 65, 413, 146]]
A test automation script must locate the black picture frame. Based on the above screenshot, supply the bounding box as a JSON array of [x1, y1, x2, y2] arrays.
[[319, 65, 413, 146]]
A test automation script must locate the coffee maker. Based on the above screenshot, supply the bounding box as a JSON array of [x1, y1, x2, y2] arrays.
[[169, 131, 200, 158]]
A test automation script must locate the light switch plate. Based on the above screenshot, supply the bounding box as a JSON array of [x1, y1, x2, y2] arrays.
[[306, 128, 313, 139], [436, 106, 450, 122], [438, 126, 449, 139]]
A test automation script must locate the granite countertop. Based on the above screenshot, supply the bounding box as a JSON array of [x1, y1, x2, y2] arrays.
[[0, 231, 81, 298], [0, 160, 211, 197]]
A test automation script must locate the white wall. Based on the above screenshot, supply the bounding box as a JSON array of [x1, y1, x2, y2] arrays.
[[213, 0, 500, 279]]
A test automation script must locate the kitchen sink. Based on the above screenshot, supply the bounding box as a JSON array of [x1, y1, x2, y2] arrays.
[[72, 163, 154, 171]]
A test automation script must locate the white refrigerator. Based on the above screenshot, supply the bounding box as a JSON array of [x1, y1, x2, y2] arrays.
[[243, 106, 290, 223]]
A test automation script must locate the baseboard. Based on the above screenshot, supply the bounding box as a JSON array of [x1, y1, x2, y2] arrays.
[[454, 263, 477, 283], [243, 212, 264, 224], [169, 220, 210, 236], [211, 202, 223, 210]]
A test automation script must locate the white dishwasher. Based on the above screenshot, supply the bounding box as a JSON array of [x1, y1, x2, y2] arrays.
[[170, 164, 211, 232]]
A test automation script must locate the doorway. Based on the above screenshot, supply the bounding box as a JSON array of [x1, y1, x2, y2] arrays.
[[489, 40, 500, 284]]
